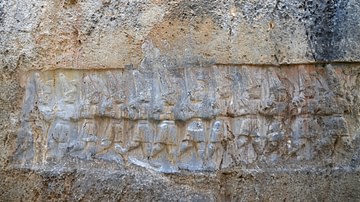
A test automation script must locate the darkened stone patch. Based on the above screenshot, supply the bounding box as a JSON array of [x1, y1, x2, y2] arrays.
[[304, 0, 349, 61], [0, 3, 4, 26], [166, 0, 229, 25]]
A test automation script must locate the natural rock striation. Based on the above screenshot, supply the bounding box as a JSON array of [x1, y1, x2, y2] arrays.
[[1, 0, 360, 201]]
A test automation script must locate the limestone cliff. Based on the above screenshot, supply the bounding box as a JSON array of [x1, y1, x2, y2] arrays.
[[1, 0, 360, 201]]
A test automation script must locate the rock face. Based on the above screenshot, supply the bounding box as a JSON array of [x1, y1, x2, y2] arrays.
[[1, 0, 360, 201]]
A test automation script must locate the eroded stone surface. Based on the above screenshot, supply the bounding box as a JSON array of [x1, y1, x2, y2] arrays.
[[2, 1, 360, 72]]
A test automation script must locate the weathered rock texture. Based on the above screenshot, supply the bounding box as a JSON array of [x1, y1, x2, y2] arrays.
[[1, 0, 360, 201]]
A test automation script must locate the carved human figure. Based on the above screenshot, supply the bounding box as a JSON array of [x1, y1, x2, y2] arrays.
[[58, 73, 78, 105], [263, 118, 287, 162], [340, 68, 360, 116], [35, 73, 55, 108], [56, 73, 80, 121], [230, 117, 261, 165], [288, 116, 319, 161], [122, 120, 154, 164], [14, 73, 54, 163], [69, 119, 98, 160], [186, 67, 216, 119], [213, 66, 234, 116], [99, 72, 114, 117], [189, 69, 207, 102], [100, 71, 126, 118], [245, 68, 262, 101], [291, 68, 309, 115], [324, 65, 350, 114], [112, 75, 128, 119], [315, 116, 350, 159], [111, 121, 126, 150], [150, 120, 178, 172], [81, 73, 102, 118], [95, 120, 125, 163], [34, 73, 56, 162], [47, 120, 76, 160], [151, 68, 184, 120], [259, 69, 289, 116], [151, 69, 168, 120], [206, 120, 227, 170], [128, 70, 152, 120], [229, 67, 261, 116], [111, 121, 128, 162], [311, 71, 341, 115], [179, 119, 206, 170], [46, 73, 80, 160]]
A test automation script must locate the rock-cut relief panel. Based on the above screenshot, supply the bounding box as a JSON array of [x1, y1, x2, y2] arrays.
[[14, 65, 358, 172]]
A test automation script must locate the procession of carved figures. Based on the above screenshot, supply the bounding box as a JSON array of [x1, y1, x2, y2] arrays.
[[14, 64, 358, 172]]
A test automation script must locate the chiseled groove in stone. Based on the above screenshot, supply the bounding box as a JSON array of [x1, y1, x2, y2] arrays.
[[13, 63, 359, 173]]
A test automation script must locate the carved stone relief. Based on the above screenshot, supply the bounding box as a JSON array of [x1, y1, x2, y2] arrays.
[[14, 65, 358, 172]]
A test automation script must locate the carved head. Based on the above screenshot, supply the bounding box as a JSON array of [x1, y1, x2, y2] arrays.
[[213, 121, 223, 132]]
